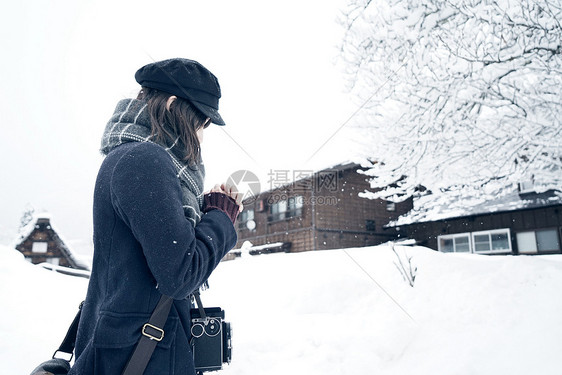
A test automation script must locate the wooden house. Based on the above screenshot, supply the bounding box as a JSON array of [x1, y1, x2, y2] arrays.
[[394, 190, 562, 255], [15, 215, 89, 270], [234, 162, 413, 253]]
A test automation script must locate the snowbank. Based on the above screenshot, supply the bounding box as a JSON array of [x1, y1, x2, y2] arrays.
[[204, 246, 562, 375], [1, 243, 561, 374], [0, 245, 87, 374]]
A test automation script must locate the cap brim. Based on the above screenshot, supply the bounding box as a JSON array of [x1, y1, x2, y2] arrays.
[[190, 100, 225, 126]]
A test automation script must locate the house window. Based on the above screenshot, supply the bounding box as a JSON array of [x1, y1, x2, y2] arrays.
[[32, 242, 48, 253], [537, 229, 560, 251], [268, 196, 303, 222], [517, 229, 560, 254], [269, 200, 287, 222], [438, 233, 471, 253], [472, 229, 511, 253], [366, 220, 376, 232], [238, 209, 255, 230], [516, 231, 537, 254], [239, 209, 254, 223], [386, 201, 396, 211], [47, 257, 60, 266], [287, 196, 303, 218]]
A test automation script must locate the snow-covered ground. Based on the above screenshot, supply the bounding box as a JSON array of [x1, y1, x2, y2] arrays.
[[2, 243, 561, 374]]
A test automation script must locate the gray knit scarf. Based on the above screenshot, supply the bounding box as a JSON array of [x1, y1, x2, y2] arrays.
[[100, 98, 205, 226]]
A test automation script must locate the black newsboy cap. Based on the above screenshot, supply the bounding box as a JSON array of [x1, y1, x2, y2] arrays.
[[135, 58, 225, 125]]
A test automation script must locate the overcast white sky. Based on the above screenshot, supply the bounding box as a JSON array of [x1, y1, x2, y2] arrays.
[[0, 0, 364, 256]]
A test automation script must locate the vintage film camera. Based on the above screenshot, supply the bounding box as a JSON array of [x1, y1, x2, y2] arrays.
[[190, 292, 232, 373]]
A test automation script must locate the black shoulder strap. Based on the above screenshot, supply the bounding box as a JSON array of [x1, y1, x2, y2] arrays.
[[54, 295, 174, 374], [121, 295, 174, 375], [192, 290, 207, 319], [52, 302, 83, 361]]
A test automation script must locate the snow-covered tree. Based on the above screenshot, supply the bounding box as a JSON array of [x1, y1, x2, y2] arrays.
[[18, 205, 35, 232], [339, 0, 562, 206]]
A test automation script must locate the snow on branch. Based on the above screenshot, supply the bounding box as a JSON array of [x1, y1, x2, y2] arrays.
[[339, 0, 562, 208]]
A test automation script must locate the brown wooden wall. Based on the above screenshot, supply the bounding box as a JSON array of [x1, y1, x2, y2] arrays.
[[314, 168, 412, 250], [235, 165, 413, 252], [236, 181, 314, 252]]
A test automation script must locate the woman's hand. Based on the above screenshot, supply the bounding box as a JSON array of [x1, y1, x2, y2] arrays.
[[209, 183, 244, 212]]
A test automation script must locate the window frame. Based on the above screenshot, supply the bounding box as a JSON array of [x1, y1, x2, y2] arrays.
[[286, 195, 304, 218], [47, 257, 60, 266], [437, 233, 472, 253], [515, 231, 538, 254], [536, 228, 561, 252], [31, 241, 48, 253], [471, 228, 512, 254], [268, 200, 287, 222], [268, 196, 303, 222], [516, 228, 561, 254], [237, 209, 255, 230]]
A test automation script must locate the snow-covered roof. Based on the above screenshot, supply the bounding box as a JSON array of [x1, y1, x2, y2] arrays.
[[14, 212, 90, 270], [13, 211, 52, 246], [390, 189, 562, 226], [245, 160, 370, 202]]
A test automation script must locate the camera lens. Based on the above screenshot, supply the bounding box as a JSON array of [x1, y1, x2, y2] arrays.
[[205, 319, 221, 336], [191, 323, 204, 338]]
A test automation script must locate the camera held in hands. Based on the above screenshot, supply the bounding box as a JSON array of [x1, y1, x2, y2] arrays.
[[190, 292, 232, 373]]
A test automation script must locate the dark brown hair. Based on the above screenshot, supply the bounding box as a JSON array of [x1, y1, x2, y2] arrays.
[[137, 86, 208, 165]]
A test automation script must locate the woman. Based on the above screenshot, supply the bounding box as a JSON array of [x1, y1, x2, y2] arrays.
[[69, 58, 241, 374]]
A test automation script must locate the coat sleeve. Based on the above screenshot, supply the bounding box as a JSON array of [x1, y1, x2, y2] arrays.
[[109, 142, 237, 299]]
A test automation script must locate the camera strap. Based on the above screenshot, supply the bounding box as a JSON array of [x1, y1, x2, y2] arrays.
[[51, 301, 83, 362], [192, 290, 207, 320], [122, 294, 174, 375]]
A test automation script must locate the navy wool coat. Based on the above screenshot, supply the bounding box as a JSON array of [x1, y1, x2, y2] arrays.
[[69, 142, 237, 375]]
